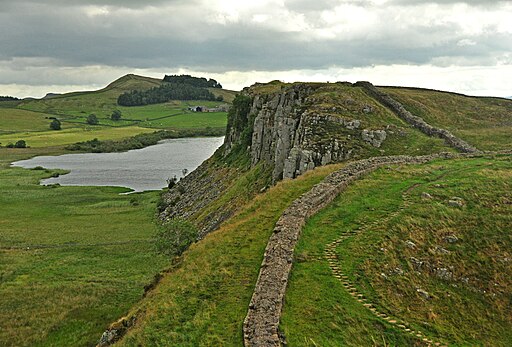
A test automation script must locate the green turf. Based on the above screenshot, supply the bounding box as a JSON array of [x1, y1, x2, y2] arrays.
[[0, 165, 168, 346], [114, 164, 343, 346], [281, 155, 512, 346], [0, 126, 155, 148], [0, 108, 64, 134], [383, 87, 512, 151]]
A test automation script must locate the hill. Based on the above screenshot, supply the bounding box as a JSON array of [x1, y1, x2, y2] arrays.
[[0, 79, 510, 346], [0, 74, 236, 149], [100, 81, 510, 346]]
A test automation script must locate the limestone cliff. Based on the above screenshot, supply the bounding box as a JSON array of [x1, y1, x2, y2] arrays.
[[161, 80, 467, 236]]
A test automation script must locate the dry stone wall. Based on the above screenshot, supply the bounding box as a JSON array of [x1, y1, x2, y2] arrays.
[[242, 152, 465, 347], [355, 81, 479, 153]]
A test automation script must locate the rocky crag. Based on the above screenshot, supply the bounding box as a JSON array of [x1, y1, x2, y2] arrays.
[[160, 81, 476, 237]]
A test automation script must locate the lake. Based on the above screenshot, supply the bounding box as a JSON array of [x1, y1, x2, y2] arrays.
[[12, 137, 224, 193]]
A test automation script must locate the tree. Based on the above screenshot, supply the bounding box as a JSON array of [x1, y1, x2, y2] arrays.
[[14, 140, 27, 148], [86, 114, 98, 125], [111, 109, 122, 121], [155, 218, 197, 257], [166, 175, 177, 189], [50, 119, 61, 130]]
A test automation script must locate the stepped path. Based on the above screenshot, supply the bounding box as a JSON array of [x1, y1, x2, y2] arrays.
[[242, 153, 473, 346], [324, 180, 448, 347]]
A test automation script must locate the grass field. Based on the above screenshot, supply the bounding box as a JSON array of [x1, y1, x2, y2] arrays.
[[114, 164, 343, 346], [0, 74, 231, 152], [0, 166, 168, 346], [281, 155, 512, 346], [0, 108, 64, 134], [383, 87, 512, 151], [0, 126, 156, 148]]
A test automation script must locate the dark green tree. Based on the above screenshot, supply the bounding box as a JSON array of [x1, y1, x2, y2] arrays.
[[111, 109, 122, 121], [50, 119, 61, 130], [155, 218, 197, 257], [14, 140, 27, 148], [86, 114, 98, 125]]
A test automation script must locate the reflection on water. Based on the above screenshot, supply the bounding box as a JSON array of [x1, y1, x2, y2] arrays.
[[12, 137, 224, 192]]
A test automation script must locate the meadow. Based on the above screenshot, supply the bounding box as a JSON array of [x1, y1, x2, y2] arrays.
[[281, 155, 512, 346], [0, 74, 233, 346], [0, 166, 168, 346], [384, 87, 512, 151]]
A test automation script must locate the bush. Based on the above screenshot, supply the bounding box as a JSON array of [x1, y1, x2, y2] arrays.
[[50, 118, 61, 130], [155, 218, 197, 257], [86, 114, 99, 125], [12, 140, 27, 148], [111, 110, 122, 121]]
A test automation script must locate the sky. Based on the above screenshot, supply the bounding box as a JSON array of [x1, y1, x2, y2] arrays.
[[0, 0, 511, 98]]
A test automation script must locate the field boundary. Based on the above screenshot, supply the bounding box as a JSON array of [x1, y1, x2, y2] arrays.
[[242, 152, 489, 346]]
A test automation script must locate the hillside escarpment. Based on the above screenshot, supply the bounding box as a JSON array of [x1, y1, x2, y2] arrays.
[[160, 81, 473, 235]]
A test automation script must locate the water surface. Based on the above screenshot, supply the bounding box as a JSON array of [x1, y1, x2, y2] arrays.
[[12, 137, 224, 192]]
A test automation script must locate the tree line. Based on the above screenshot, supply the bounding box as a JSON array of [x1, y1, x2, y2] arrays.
[[0, 96, 20, 101], [118, 82, 221, 106], [163, 74, 222, 89]]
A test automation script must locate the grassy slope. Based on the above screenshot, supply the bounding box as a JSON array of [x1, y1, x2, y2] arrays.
[[16, 75, 233, 130], [281, 155, 512, 346], [305, 84, 455, 158], [0, 126, 155, 148], [0, 165, 168, 346], [0, 108, 63, 134], [116, 164, 343, 346], [0, 74, 233, 150], [382, 87, 512, 151]]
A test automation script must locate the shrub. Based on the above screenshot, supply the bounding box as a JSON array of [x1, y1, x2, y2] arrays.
[[111, 110, 122, 121], [50, 118, 61, 130], [14, 140, 27, 148], [155, 218, 197, 257], [86, 114, 99, 125]]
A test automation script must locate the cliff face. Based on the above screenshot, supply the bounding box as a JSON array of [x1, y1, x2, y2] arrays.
[[224, 82, 392, 183], [161, 80, 472, 236]]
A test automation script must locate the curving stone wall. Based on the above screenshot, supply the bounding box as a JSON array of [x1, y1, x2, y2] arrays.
[[242, 152, 466, 346], [354, 81, 480, 153]]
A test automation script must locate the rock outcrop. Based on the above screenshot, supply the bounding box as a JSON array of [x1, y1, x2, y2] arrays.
[[355, 81, 479, 153], [227, 83, 387, 183]]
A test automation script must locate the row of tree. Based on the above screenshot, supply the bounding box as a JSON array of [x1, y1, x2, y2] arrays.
[[162, 75, 222, 89], [48, 110, 122, 131], [117, 83, 221, 106], [0, 96, 19, 101]]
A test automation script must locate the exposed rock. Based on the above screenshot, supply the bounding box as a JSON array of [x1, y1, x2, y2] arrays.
[[416, 288, 431, 300], [390, 267, 405, 276], [362, 105, 373, 113], [361, 129, 387, 148], [435, 267, 453, 280], [443, 234, 459, 243], [405, 240, 417, 249], [434, 246, 450, 255], [97, 316, 136, 347], [354, 81, 480, 153], [421, 192, 433, 199], [448, 197, 465, 207]]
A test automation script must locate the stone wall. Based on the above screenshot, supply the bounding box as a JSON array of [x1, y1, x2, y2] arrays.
[[242, 152, 466, 347], [354, 81, 479, 153]]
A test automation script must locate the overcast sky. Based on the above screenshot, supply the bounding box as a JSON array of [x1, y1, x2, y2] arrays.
[[1, 0, 511, 98]]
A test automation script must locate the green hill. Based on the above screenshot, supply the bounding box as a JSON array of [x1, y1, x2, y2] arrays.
[[0, 79, 510, 346], [104, 81, 511, 346], [0, 74, 235, 149]]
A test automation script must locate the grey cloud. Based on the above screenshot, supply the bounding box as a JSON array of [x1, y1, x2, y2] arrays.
[[0, 0, 510, 86]]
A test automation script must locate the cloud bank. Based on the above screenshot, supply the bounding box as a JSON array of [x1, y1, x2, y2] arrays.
[[0, 0, 510, 97]]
